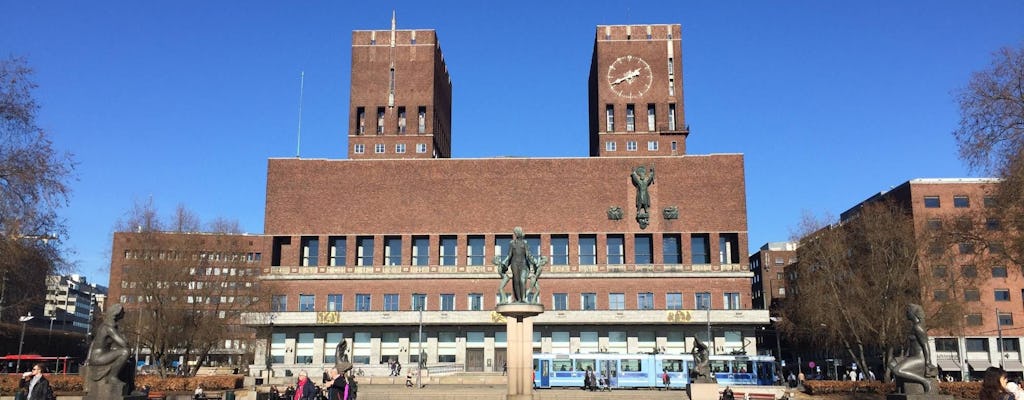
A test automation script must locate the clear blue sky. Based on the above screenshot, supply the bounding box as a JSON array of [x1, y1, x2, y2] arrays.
[[3, 1, 1023, 287]]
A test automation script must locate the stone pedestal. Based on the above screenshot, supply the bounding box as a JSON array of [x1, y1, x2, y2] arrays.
[[496, 303, 544, 400], [686, 383, 721, 400]]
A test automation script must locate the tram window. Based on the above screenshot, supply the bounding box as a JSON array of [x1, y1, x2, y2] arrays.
[[733, 361, 752, 373], [663, 360, 684, 372], [553, 360, 573, 371], [621, 359, 642, 372], [576, 359, 596, 372], [710, 360, 728, 373]]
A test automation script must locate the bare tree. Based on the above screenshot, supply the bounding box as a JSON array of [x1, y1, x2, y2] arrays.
[[115, 200, 265, 377], [0, 57, 74, 322], [781, 201, 927, 380]]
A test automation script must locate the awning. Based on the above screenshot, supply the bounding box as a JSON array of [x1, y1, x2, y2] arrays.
[[968, 360, 993, 371], [936, 359, 961, 371], [1002, 360, 1024, 372]]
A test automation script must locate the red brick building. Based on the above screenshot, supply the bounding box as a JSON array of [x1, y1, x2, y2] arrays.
[[111, 21, 768, 376]]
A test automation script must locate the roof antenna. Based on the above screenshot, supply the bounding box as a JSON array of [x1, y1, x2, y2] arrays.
[[296, 71, 305, 158]]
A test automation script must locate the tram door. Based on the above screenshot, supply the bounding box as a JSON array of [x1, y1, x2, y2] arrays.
[[601, 359, 618, 388], [537, 359, 550, 388]]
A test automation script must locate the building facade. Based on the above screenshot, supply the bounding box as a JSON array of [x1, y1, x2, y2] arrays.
[[44, 274, 107, 333], [749, 242, 796, 311]]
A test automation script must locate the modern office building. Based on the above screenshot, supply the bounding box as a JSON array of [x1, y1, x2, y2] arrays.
[[44, 274, 107, 333], [749, 242, 796, 311]]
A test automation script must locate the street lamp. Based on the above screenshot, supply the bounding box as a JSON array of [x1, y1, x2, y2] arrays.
[[17, 313, 35, 373]]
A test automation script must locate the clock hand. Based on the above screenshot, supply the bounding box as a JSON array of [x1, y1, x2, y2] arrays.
[[611, 69, 641, 85]]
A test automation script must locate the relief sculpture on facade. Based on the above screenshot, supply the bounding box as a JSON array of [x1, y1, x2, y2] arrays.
[[631, 165, 655, 229]]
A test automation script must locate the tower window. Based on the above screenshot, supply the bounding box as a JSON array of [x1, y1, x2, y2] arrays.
[[668, 104, 677, 130], [647, 141, 658, 151], [356, 107, 366, 135], [395, 144, 406, 154], [605, 105, 614, 132], [397, 107, 407, 134], [626, 105, 635, 132], [416, 143, 427, 153], [376, 107, 385, 134], [417, 106, 427, 133], [626, 141, 637, 151], [647, 104, 656, 131], [605, 141, 616, 152], [374, 144, 385, 154], [354, 144, 365, 154]]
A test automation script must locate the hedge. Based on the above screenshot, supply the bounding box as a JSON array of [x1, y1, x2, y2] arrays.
[[803, 380, 980, 399], [1, 374, 243, 395]]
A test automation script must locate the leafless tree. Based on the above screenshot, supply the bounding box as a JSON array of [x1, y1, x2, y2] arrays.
[[0, 57, 74, 322], [115, 200, 265, 377], [781, 201, 935, 380]]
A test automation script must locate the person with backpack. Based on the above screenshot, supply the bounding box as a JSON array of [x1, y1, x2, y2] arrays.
[[20, 363, 55, 400]]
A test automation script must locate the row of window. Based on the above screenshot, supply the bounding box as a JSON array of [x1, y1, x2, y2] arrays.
[[922, 194, 995, 209], [932, 265, 1009, 278], [352, 142, 428, 155], [925, 217, 1002, 231], [933, 288, 1017, 303], [604, 104, 678, 132], [270, 291, 743, 312], [935, 337, 1021, 353], [355, 106, 427, 135], [604, 140, 678, 153], [123, 250, 262, 263], [288, 233, 741, 267]]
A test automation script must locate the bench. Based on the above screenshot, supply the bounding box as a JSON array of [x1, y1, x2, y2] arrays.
[[719, 391, 776, 400]]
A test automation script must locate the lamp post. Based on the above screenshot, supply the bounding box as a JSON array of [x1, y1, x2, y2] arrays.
[[47, 315, 55, 347], [17, 312, 35, 373], [416, 306, 423, 389]]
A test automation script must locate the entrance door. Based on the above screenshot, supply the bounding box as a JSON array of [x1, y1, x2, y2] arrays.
[[494, 349, 507, 373], [466, 349, 484, 372]]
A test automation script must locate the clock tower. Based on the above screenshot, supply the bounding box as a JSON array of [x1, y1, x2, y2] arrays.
[[588, 24, 688, 157]]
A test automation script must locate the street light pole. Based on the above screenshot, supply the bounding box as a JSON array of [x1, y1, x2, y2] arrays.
[[997, 308, 1005, 369], [17, 313, 35, 373], [417, 306, 423, 389]]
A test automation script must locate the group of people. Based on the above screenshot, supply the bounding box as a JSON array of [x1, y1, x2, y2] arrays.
[[266, 368, 357, 400], [386, 359, 402, 376], [581, 366, 610, 391]]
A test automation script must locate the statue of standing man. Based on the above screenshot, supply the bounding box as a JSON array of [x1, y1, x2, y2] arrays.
[[631, 165, 655, 229], [495, 227, 546, 304]]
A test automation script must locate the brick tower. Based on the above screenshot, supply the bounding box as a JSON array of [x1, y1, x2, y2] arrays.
[[588, 24, 689, 157], [348, 13, 452, 159]]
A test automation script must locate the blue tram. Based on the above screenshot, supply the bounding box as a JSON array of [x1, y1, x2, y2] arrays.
[[533, 352, 776, 389]]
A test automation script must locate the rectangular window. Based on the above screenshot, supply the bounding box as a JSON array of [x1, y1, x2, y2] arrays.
[[724, 292, 740, 310], [666, 293, 683, 309], [579, 235, 597, 265], [990, 242, 1005, 255], [395, 143, 406, 153], [626, 141, 637, 151], [605, 141, 617, 152], [691, 234, 711, 264], [926, 218, 942, 230], [440, 294, 455, 311], [324, 333, 343, 363], [607, 234, 624, 264], [985, 195, 997, 207], [647, 104, 656, 131], [626, 104, 635, 131], [299, 294, 315, 312], [550, 235, 569, 265], [647, 141, 658, 151], [695, 292, 711, 310], [924, 196, 940, 208], [356, 294, 371, 311], [999, 313, 1014, 326], [439, 235, 457, 266], [412, 293, 426, 311], [609, 293, 625, 310], [553, 293, 568, 310], [962, 265, 978, 277], [662, 234, 682, 264], [383, 294, 399, 311], [327, 294, 343, 311], [605, 105, 614, 132], [413, 236, 429, 266], [300, 236, 319, 266], [271, 333, 286, 363], [635, 234, 652, 264], [356, 107, 365, 134], [468, 293, 483, 311], [638, 292, 654, 310], [271, 295, 287, 312], [953, 195, 970, 208], [932, 265, 947, 278], [357, 236, 374, 266], [467, 236, 485, 266], [993, 266, 1008, 278], [581, 293, 597, 310], [397, 106, 407, 134], [996, 289, 1011, 301], [384, 236, 402, 266], [376, 107, 385, 134], [965, 289, 981, 301], [374, 143, 385, 154], [719, 233, 739, 264], [354, 144, 365, 154], [966, 314, 983, 326], [960, 243, 976, 255], [416, 143, 427, 153], [986, 218, 1002, 230], [668, 104, 677, 130], [494, 235, 511, 261], [417, 106, 427, 133], [329, 236, 346, 266]]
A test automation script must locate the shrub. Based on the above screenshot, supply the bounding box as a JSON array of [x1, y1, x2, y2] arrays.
[[1, 374, 243, 395]]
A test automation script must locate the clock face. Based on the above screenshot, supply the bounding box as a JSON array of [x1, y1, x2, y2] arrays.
[[607, 55, 653, 99]]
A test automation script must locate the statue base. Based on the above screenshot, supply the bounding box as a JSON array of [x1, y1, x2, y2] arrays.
[[686, 383, 721, 400], [496, 303, 544, 400], [887, 394, 954, 400]]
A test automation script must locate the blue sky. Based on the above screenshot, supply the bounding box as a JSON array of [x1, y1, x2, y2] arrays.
[[3, 1, 1023, 287]]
